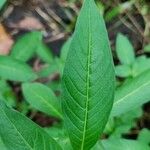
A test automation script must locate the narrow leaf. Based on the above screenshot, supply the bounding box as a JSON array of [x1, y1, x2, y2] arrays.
[[62, 0, 115, 149], [0, 56, 37, 82], [111, 70, 150, 117], [116, 33, 135, 65], [0, 100, 62, 150], [22, 82, 63, 119]]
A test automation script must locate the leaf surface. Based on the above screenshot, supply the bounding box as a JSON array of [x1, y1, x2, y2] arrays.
[[62, 0, 115, 149], [36, 43, 53, 63], [22, 83, 63, 119], [111, 70, 150, 116], [102, 139, 149, 150], [11, 32, 42, 62], [116, 33, 135, 65], [0, 100, 62, 150], [0, 56, 37, 82], [0, 0, 6, 10]]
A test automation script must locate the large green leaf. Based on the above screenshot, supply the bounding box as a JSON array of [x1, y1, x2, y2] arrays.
[[0, 137, 6, 150], [0, 100, 62, 150], [22, 83, 63, 119], [62, 0, 115, 149], [102, 139, 150, 150], [0, 0, 6, 10], [111, 70, 150, 117], [11, 32, 42, 62], [0, 56, 37, 82], [60, 37, 72, 62], [116, 33, 135, 65]]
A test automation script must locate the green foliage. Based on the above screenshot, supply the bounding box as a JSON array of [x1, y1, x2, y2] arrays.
[[144, 43, 150, 52], [0, 0, 6, 10], [0, 80, 16, 107], [0, 101, 62, 150], [102, 138, 150, 150], [0, 56, 37, 82], [62, 0, 115, 149], [116, 33, 135, 65], [36, 42, 53, 63], [11, 32, 42, 62], [138, 128, 150, 145], [11, 31, 53, 63], [115, 65, 132, 77], [22, 82, 63, 119], [111, 70, 150, 116]]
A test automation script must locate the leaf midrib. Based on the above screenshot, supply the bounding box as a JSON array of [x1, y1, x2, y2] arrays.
[[81, 4, 91, 150], [0, 105, 33, 150]]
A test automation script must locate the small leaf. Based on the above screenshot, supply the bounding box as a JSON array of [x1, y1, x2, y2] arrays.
[[132, 56, 150, 77], [0, 100, 62, 150], [102, 139, 150, 150], [144, 43, 150, 52], [11, 31, 42, 62], [0, 56, 37, 82], [0, 79, 16, 107], [62, 0, 115, 149], [115, 65, 131, 77], [22, 82, 63, 119], [36, 43, 53, 63], [116, 33, 135, 65], [138, 128, 150, 145], [111, 69, 150, 117]]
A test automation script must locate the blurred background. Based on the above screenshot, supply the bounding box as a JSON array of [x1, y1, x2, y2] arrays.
[[0, 0, 150, 147]]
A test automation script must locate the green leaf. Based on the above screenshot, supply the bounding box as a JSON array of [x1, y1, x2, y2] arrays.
[[115, 65, 131, 77], [102, 139, 150, 150], [11, 31, 42, 62], [111, 70, 150, 117], [45, 127, 73, 150], [60, 37, 72, 62], [0, 80, 16, 107], [138, 128, 150, 145], [144, 43, 150, 52], [132, 56, 150, 77], [36, 43, 53, 63], [22, 82, 63, 119], [0, 137, 6, 150], [0, 0, 6, 10], [0, 100, 62, 150], [62, 0, 115, 149], [91, 141, 104, 150], [0, 56, 37, 82], [37, 58, 61, 78], [116, 33, 135, 65]]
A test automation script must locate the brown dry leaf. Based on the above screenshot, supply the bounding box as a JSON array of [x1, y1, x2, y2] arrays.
[[10, 16, 44, 30], [0, 24, 14, 55]]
